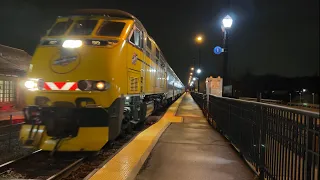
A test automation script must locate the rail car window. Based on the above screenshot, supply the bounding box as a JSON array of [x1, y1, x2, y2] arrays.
[[69, 20, 98, 35], [130, 28, 142, 48], [146, 51, 150, 58], [156, 48, 160, 59], [48, 21, 73, 36], [147, 38, 152, 49], [97, 21, 126, 37]]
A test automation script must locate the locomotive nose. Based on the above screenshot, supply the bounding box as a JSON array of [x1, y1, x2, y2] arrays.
[[50, 48, 81, 74]]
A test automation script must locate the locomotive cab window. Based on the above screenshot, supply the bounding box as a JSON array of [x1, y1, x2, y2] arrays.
[[97, 21, 126, 37], [129, 27, 143, 48], [69, 20, 98, 35], [48, 20, 73, 36], [146, 38, 152, 50]]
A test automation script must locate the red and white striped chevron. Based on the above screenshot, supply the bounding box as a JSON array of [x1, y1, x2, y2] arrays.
[[44, 82, 79, 91]]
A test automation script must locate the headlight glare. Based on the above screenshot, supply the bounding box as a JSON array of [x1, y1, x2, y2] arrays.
[[24, 80, 36, 89], [24, 78, 41, 91], [62, 40, 83, 48]]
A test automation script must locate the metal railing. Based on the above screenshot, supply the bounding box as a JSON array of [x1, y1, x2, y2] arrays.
[[239, 97, 320, 110], [191, 92, 319, 180], [239, 97, 283, 105], [288, 102, 320, 110]]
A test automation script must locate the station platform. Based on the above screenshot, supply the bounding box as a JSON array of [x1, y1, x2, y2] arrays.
[[88, 93, 256, 180]]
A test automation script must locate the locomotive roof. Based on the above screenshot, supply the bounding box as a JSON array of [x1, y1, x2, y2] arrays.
[[70, 9, 144, 28]]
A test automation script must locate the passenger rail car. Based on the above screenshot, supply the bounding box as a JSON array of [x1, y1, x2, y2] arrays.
[[19, 9, 184, 152]]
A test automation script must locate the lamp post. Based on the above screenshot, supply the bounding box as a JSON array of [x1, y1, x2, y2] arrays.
[[221, 15, 233, 96], [289, 93, 291, 103], [195, 35, 203, 92], [299, 92, 302, 103], [312, 93, 315, 104]]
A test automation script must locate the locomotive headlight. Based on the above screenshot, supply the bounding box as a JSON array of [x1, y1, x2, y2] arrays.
[[62, 40, 83, 48], [25, 80, 36, 89], [24, 78, 40, 91]]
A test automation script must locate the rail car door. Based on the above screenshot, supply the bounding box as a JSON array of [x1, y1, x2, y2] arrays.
[[127, 25, 144, 95]]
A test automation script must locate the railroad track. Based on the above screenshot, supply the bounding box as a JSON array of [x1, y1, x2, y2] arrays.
[[0, 104, 168, 180], [0, 149, 91, 179]]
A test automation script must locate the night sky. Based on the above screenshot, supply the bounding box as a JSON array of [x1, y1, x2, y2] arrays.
[[0, 0, 319, 85]]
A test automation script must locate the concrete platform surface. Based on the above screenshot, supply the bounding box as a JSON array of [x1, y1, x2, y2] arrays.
[[88, 94, 184, 180], [136, 93, 256, 180]]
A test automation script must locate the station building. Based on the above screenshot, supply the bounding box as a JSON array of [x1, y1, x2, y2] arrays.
[[0, 44, 31, 110]]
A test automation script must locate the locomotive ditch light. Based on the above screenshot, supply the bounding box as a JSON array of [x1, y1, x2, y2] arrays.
[[96, 82, 105, 90], [24, 78, 41, 91], [62, 40, 83, 48], [25, 80, 36, 89], [94, 81, 110, 91], [78, 80, 110, 91]]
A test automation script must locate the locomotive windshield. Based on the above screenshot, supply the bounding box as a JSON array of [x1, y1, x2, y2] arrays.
[[47, 19, 126, 37], [48, 20, 73, 36], [69, 20, 98, 35], [96, 21, 126, 37]]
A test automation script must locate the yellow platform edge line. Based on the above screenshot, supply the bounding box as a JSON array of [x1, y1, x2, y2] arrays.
[[88, 93, 185, 180]]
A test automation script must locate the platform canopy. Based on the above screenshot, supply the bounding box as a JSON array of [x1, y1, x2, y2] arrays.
[[0, 44, 31, 76]]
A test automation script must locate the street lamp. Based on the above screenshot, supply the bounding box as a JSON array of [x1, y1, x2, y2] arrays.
[[191, 67, 194, 71], [221, 15, 233, 97], [222, 15, 233, 29], [196, 35, 203, 43], [190, 72, 193, 75], [195, 35, 203, 92]]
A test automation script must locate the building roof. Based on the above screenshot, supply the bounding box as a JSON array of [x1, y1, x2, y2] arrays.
[[0, 44, 31, 75]]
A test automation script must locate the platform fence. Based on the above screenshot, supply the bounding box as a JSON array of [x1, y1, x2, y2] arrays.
[[191, 92, 319, 180]]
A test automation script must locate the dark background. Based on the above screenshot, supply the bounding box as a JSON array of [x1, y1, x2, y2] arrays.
[[0, 0, 319, 99]]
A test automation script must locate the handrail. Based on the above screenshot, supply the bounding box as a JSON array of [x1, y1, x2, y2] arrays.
[[190, 92, 319, 180], [220, 95, 319, 116]]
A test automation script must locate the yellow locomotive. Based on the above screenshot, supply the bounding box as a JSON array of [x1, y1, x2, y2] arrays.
[[19, 9, 184, 152]]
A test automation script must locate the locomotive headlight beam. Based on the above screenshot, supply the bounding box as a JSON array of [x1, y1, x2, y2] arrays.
[[62, 40, 83, 48]]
